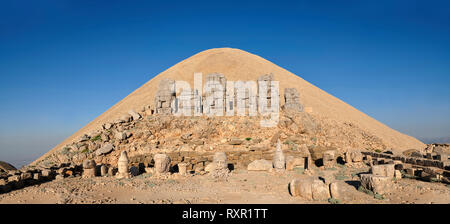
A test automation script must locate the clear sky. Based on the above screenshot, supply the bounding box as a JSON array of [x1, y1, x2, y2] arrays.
[[1, 0, 449, 168]]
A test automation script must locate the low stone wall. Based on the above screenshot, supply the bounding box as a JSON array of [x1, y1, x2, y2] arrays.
[[362, 151, 450, 170]]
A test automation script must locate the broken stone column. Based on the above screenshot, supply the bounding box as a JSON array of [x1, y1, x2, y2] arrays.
[[82, 160, 96, 178], [273, 139, 286, 171], [359, 174, 390, 195], [154, 154, 171, 174], [116, 151, 130, 179], [154, 78, 176, 115], [282, 88, 303, 111]]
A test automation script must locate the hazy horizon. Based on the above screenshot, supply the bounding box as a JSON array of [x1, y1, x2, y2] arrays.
[[1, 0, 450, 168]]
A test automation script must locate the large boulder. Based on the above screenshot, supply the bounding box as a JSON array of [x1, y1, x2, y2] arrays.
[[248, 160, 273, 171]]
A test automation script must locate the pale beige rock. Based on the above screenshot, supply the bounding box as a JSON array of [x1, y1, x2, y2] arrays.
[[116, 151, 130, 179], [154, 154, 171, 174], [248, 160, 273, 171], [178, 163, 188, 176], [289, 177, 314, 200], [360, 174, 391, 195], [273, 139, 285, 170], [100, 165, 108, 176], [329, 182, 339, 199], [312, 180, 330, 201]]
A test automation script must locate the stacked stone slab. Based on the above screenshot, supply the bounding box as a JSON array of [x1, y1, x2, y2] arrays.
[[203, 74, 227, 115], [283, 88, 303, 111], [177, 89, 202, 115], [154, 78, 176, 115], [257, 74, 278, 113]]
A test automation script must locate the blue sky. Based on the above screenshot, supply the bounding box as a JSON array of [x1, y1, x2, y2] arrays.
[[1, 0, 449, 167]]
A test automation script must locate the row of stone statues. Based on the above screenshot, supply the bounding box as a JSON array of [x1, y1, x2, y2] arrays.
[[154, 74, 303, 115], [81, 139, 290, 179]]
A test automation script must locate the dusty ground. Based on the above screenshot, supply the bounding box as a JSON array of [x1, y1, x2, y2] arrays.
[[1, 165, 449, 204]]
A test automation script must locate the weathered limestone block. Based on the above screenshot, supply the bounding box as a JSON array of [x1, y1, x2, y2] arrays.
[[154, 154, 171, 174], [329, 182, 339, 199], [178, 163, 188, 176], [33, 173, 41, 181], [371, 164, 395, 178], [289, 177, 314, 200], [100, 165, 108, 176], [115, 132, 127, 141], [257, 74, 278, 113], [351, 151, 363, 162], [286, 156, 306, 171], [283, 88, 303, 111], [394, 170, 402, 179], [203, 74, 227, 115], [155, 78, 176, 115], [273, 139, 286, 170], [95, 143, 114, 156], [323, 150, 336, 168], [41, 169, 54, 178], [116, 151, 130, 179], [108, 167, 116, 176], [82, 160, 96, 178], [248, 160, 273, 171], [228, 138, 244, 145], [213, 152, 227, 170], [128, 110, 141, 121], [210, 152, 230, 179], [312, 179, 331, 201], [205, 163, 215, 173], [359, 174, 391, 195], [344, 151, 352, 164]]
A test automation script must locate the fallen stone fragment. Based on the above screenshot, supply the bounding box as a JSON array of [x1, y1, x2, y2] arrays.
[[312, 179, 330, 201], [360, 174, 391, 195], [128, 110, 141, 121], [248, 160, 273, 171], [95, 143, 114, 156]]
